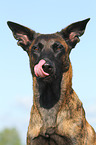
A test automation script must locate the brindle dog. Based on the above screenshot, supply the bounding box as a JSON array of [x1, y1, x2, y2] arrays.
[[7, 18, 96, 145]]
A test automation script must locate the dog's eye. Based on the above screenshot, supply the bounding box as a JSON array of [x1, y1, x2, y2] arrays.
[[56, 47, 62, 51], [32, 46, 39, 51], [32, 43, 43, 52], [53, 43, 64, 52]]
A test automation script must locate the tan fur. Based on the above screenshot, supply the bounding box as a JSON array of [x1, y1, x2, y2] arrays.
[[27, 63, 96, 145], [7, 19, 96, 145]]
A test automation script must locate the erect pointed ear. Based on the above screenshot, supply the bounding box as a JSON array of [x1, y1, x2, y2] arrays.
[[7, 21, 38, 52], [59, 18, 90, 49]]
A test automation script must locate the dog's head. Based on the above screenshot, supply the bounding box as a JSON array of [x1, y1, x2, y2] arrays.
[[7, 18, 90, 83]]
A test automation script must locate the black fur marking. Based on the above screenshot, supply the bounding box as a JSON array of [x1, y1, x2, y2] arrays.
[[38, 74, 62, 109]]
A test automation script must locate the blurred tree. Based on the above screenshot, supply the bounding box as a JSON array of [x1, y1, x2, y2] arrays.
[[0, 128, 22, 145]]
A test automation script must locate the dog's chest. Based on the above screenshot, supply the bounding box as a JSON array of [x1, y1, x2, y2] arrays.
[[39, 109, 72, 145], [39, 107, 58, 135]]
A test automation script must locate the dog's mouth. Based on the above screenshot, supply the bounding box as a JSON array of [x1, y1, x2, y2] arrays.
[[34, 59, 55, 80]]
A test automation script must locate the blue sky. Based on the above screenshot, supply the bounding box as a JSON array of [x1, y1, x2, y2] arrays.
[[0, 0, 96, 144]]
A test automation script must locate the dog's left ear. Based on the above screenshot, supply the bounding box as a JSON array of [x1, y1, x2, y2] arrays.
[[7, 21, 38, 52], [59, 18, 90, 49]]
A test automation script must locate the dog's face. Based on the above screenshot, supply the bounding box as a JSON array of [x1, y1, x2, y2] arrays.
[[7, 18, 90, 83], [29, 34, 69, 83]]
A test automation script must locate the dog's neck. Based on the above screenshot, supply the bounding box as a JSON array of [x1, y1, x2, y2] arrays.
[[32, 63, 72, 110], [38, 76, 62, 109]]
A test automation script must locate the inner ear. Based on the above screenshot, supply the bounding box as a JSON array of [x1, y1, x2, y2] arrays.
[[69, 32, 80, 42], [15, 33, 31, 45]]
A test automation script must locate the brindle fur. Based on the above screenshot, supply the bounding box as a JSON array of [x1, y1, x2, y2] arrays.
[[7, 18, 96, 145]]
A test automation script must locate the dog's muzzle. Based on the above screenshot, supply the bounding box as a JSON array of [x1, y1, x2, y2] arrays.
[[34, 59, 54, 78]]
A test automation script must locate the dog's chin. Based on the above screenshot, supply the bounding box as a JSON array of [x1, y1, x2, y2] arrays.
[[37, 74, 55, 83], [43, 76, 53, 82]]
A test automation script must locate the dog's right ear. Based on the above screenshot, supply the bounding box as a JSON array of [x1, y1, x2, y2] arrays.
[[7, 21, 37, 52]]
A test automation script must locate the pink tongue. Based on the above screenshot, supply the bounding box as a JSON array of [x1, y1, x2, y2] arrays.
[[34, 59, 49, 78]]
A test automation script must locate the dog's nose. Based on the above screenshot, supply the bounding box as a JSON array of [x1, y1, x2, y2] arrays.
[[42, 63, 53, 74]]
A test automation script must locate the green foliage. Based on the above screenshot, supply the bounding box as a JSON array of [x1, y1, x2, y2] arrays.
[[0, 128, 22, 145]]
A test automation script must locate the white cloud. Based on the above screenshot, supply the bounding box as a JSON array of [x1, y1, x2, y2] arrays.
[[15, 95, 33, 110], [0, 95, 33, 144], [85, 103, 96, 131]]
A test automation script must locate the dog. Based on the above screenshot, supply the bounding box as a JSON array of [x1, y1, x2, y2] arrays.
[[7, 18, 96, 145]]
